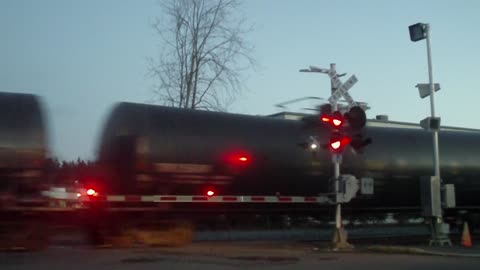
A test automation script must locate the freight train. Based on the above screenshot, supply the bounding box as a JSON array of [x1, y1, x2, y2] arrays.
[[0, 92, 47, 197], [2, 92, 480, 248], [0, 92, 50, 249], [78, 102, 480, 245], [91, 102, 480, 210]]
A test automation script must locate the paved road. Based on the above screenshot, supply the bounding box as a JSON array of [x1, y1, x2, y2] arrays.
[[1, 242, 480, 270]]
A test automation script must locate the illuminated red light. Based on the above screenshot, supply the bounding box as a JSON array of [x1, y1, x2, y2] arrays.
[[332, 118, 342, 127], [86, 189, 96, 196], [238, 156, 248, 162], [330, 136, 351, 151], [76, 193, 81, 198], [331, 141, 341, 150], [226, 151, 251, 164], [207, 190, 215, 197], [322, 112, 344, 128]]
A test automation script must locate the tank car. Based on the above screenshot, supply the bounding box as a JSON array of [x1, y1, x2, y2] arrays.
[[0, 91, 49, 249], [94, 102, 480, 210], [0, 92, 47, 199]]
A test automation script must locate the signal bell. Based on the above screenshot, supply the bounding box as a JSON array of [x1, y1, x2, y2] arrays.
[[345, 106, 366, 130], [345, 106, 371, 151]]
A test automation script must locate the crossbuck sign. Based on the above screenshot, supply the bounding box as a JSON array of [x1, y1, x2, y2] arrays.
[[328, 74, 358, 107], [304, 66, 358, 108]]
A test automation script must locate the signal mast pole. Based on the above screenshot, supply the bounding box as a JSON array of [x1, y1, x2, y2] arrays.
[[330, 64, 342, 235], [329, 64, 352, 249]]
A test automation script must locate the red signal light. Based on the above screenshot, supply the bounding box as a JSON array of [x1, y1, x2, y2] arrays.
[[225, 151, 251, 166], [207, 190, 215, 197], [330, 140, 341, 150], [332, 118, 343, 127], [321, 112, 344, 128], [331, 111, 344, 127], [329, 135, 351, 152], [238, 156, 248, 162], [86, 189, 96, 196]]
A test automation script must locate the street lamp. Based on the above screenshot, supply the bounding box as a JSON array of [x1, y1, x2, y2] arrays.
[[409, 23, 427, 42], [409, 23, 451, 246]]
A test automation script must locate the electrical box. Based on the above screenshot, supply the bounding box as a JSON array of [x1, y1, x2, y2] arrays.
[[420, 117, 441, 131], [335, 175, 359, 203], [443, 184, 456, 208], [420, 176, 442, 217], [360, 177, 374, 195]]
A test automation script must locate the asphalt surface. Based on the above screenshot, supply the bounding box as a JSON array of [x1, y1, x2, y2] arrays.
[[2, 225, 480, 269], [194, 225, 432, 241], [1, 242, 480, 270]]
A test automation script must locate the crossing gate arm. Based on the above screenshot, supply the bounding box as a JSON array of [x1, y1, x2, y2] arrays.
[[82, 194, 338, 204]]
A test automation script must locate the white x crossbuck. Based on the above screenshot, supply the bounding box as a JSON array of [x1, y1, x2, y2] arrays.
[[303, 66, 358, 108], [328, 73, 358, 107]]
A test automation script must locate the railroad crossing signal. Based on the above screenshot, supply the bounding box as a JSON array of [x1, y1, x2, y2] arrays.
[[320, 110, 351, 153], [300, 65, 369, 153], [300, 64, 371, 250], [318, 106, 369, 154]]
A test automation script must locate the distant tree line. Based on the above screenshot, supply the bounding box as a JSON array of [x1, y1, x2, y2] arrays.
[[45, 158, 97, 187]]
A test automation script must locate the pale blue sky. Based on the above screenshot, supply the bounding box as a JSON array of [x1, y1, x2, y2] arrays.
[[1, 0, 479, 160]]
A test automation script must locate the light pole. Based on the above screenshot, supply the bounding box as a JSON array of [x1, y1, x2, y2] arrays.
[[409, 23, 440, 180], [409, 23, 451, 246]]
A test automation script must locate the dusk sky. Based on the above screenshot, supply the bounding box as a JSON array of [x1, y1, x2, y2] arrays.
[[1, 0, 479, 160]]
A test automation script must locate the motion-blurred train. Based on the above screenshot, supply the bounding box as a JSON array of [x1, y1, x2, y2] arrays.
[[93, 102, 480, 209], [0, 92, 47, 202], [1, 91, 480, 247]]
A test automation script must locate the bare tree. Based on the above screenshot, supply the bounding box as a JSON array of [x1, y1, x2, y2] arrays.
[[149, 0, 254, 111]]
